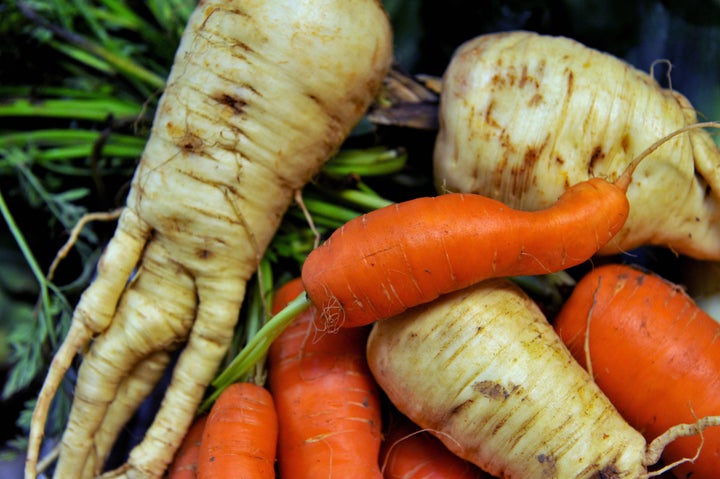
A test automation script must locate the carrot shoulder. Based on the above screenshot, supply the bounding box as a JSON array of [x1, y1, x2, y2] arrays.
[[268, 278, 383, 479], [553, 263, 720, 479], [197, 382, 278, 479], [302, 177, 629, 328]]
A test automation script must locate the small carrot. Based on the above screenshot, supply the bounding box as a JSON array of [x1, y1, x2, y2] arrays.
[[380, 414, 491, 479], [553, 263, 720, 479], [167, 415, 208, 479], [267, 278, 383, 479], [197, 382, 278, 479]]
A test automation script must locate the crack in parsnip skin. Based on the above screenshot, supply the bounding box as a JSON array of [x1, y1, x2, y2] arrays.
[[367, 279, 648, 479], [25, 1, 392, 478], [433, 31, 720, 259]]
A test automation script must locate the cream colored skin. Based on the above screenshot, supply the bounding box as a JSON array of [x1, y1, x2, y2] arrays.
[[25, 1, 392, 478], [367, 279, 649, 479], [434, 31, 720, 260]]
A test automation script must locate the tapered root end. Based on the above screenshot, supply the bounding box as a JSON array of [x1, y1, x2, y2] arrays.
[[25, 321, 93, 479], [643, 415, 720, 477], [617, 121, 720, 193]]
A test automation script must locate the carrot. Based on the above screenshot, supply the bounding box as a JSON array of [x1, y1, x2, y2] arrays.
[[553, 263, 720, 479], [167, 415, 208, 479], [197, 382, 277, 479], [380, 414, 491, 479], [302, 112, 718, 331], [25, 1, 392, 477], [267, 278, 383, 479], [302, 131, 650, 329], [433, 30, 720, 260], [366, 277, 712, 478]]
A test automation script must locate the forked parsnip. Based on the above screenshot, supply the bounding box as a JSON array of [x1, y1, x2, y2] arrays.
[[367, 278, 677, 479], [25, 1, 393, 478], [433, 31, 720, 259]]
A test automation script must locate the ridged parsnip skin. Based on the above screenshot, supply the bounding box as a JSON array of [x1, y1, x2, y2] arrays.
[[26, 1, 393, 478], [433, 31, 720, 259], [367, 279, 648, 479]]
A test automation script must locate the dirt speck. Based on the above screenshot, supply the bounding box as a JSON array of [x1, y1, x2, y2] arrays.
[[536, 453, 557, 476], [196, 248, 213, 260], [589, 145, 605, 172], [213, 92, 247, 115], [472, 380, 514, 400], [592, 464, 621, 479]]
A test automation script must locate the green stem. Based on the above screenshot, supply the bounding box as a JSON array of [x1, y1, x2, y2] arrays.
[[333, 187, 394, 211], [0, 98, 142, 122], [29, 144, 142, 162], [201, 292, 311, 411], [0, 129, 144, 148], [0, 190, 56, 346], [301, 197, 362, 225], [323, 147, 406, 178], [79, 40, 166, 90]]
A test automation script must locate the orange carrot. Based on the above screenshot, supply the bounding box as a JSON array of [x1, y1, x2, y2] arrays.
[[553, 263, 720, 479], [302, 174, 630, 329], [197, 382, 278, 479], [167, 415, 207, 479], [380, 415, 491, 479], [268, 278, 383, 479]]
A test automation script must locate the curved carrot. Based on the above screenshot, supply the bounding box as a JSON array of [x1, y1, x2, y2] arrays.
[[302, 176, 629, 329], [197, 382, 277, 479], [167, 415, 207, 479], [553, 263, 720, 479], [268, 278, 383, 479], [380, 415, 491, 479]]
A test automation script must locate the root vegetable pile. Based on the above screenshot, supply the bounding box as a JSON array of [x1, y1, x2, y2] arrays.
[[25, 1, 392, 477], [26, 11, 720, 479], [433, 30, 720, 259]]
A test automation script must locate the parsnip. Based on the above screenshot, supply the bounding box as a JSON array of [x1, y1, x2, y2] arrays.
[[25, 1, 392, 478], [433, 31, 720, 259], [367, 279, 651, 479]]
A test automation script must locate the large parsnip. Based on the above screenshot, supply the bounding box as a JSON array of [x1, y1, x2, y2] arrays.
[[26, 1, 393, 478], [367, 279, 651, 478], [433, 31, 720, 259]]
